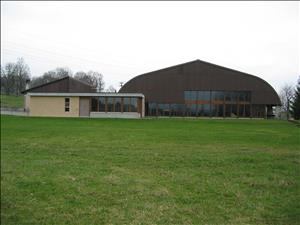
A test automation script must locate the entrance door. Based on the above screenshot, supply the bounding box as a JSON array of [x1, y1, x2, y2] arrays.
[[79, 97, 90, 117]]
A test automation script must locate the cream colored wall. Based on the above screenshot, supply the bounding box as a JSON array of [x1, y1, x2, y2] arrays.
[[29, 96, 79, 117]]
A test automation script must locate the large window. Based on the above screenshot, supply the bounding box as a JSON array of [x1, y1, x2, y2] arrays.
[[182, 90, 251, 117], [90, 96, 140, 113]]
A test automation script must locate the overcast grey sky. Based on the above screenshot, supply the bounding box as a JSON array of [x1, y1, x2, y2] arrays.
[[1, 1, 299, 92]]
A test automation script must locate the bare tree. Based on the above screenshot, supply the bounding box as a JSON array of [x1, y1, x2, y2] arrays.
[[87, 71, 105, 92], [105, 85, 116, 93], [0, 58, 30, 95], [30, 67, 72, 87], [15, 58, 31, 95], [280, 84, 294, 119], [74, 70, 105, 92]]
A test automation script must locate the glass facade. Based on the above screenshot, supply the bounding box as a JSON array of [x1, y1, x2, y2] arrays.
[[147, 90, 255, 117], [91, 96, 139, 113]]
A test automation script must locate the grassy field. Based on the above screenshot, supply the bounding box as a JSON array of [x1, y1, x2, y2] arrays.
[[1, 115, 299, 225], [0, 94, 24, 108]]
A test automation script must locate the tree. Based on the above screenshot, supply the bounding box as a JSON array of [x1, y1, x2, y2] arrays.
[[105, 85, 116, 93], [0, 58, 30, 95], [74, 70, 105, 92], [87, 71, 105, 92], [291, 77, 300, 120], [30, 67, 72, 87], [280, 84, 294, 120], [14, 58, 31, 95]]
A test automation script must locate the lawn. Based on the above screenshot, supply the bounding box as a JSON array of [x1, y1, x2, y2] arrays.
[[0, 94, 24, 108], [1, 115, 299, 225]]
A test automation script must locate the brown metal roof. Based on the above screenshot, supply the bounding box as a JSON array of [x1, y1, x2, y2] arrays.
[[119, 59, 281, 105], [21, 76, 96, 94]]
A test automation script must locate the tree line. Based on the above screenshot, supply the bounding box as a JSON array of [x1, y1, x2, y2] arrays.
[[1, 58, 116, 96]]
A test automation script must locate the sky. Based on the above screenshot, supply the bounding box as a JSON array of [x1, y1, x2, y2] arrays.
[[1, 1, 299, 92]]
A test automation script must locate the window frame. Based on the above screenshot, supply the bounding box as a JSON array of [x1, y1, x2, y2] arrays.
[[65, 97, 70, 112]]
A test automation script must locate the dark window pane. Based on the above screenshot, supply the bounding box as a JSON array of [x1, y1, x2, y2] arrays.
[[231, 92, 238, 103], [130, 98, 137, 112], [252, 105, 265, 118], [225, 104, 231, 117], [225, 92, 231, 102], [203, 104, 210, 116], [99, 97, 106, 112], [239, 104, 245, 117], [239, 92, 245, 102], [170, 104, 185, 116], [186, 104, 197, 116], [158, 104, 169, 116], [198, 91, 210, 101], [91, 97, 98, 111], [245, 104, 250, 117], [212, 91, 222, 100], [184, 91, 197, 104], [148, 103, 157, 116], [245, 92, 251, 102], [65, 98, 70, 112], [211, 104, 217, 117], [231, 104, 237, 117], [107, 97, 114, 112], [218, 104, 224, 117], [115, 97, 121, 112], [123, 97, 130, 112]]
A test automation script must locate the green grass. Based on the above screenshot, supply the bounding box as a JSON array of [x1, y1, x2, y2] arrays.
[[1, 116, 299, 225], [0, 94, 24, 108]]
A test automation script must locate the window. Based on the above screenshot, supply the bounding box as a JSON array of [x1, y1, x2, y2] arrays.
[[158, 104, 170, 116], [99, 97, 106, 112], [115, 97, 122, 112], [186, 104, 197, 116], [123, 97, 131, 112], [91, 97, 98, 111], [107, 97, 114, 112], [184, 91, 197, 103], [225, 92, 231, 102], [130, 98, 138, 112], [198, 91, 210, 102], [65, 98, 70, 112], [148, 103, 157, 116]]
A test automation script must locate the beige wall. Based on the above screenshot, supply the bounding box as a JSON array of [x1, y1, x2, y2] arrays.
[[29, 96, 79, 117]]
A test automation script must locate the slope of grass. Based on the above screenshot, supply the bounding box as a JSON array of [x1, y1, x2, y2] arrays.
[[0, 94, 24, 108], [1, 116, 299, 225]]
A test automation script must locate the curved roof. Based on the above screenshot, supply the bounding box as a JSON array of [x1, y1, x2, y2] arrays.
[[119, 60, 281, 105]]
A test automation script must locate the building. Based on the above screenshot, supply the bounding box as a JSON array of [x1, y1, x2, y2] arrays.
[[22, 60, 280, 119], [22, 76, 145, 118], [119, 59, 281, 118]]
